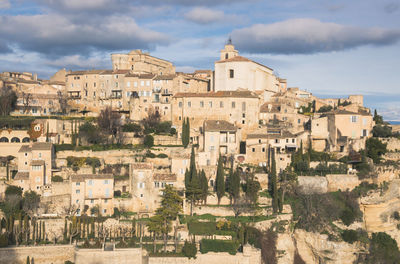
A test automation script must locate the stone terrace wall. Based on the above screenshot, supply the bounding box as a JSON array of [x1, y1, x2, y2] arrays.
[[326, 174, 359, 192], [379, 137, 400, 152], [297, 176, 328, 194], [0, 245, 75, 264], [75, 248, 143, 264]]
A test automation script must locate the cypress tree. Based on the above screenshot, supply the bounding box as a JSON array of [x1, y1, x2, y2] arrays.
[[185, 146, 201, 215], [86, 220, 89, 239], [230, 168, 240, 204], [46, 122, 49, 142], [42, 222, 45, 241], [186, 117, 190, 146], [181, 118, 187, 147], [91, 218, 95, 238], [271, 150, 278, 213], [38, 221, 41, 242], [216, 155, 225, 205], [26, 256, 30, 264], [63, 219, 68, 241], [200, 169, 208, 204]]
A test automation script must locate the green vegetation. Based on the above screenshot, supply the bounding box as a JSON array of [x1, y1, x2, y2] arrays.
[[200, 239, 239, 255], [216, 155, 225, 205], [362, 232, 400, 263], [366, 138, 387, 164], [144, 134, 154, 148], [188, 222, 216, 235], [317, 105, 333, 113], [181, 117, 190, 148], [182, 241, 197, 259], [271, 150, 278, 213], [51, 176, 63, 182], [341, 229, 368, 244], [0, 87, 17, 117]]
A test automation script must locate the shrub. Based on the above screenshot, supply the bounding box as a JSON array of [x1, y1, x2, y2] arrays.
[[200, 239, 239, 255], [51, 176, 63, 182], [145, 151, 156, 158], [365, 232, 400, 263], [394, 211, 400, 220], [317, 105, 333, 113], [144, 135, 154, 148], [170, 127, 176, 135], [188, 222, 216, 236], [114, 190, 122, 197], [340, 208, 356, 226], [157, 153, 168, 158], [5, 185, 23, 197], [342, 230, 358, 244], [122, 123, 142, 133], [182, 241, 197, 259], [54, 144, 75, 152], [0, 234, 8, 247]]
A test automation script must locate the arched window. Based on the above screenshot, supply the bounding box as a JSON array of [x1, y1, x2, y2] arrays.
[[225, 53, 228, 59], [22, 137, 30, 143], [11, 137, 20, 143], [0, 137, 9, 142]]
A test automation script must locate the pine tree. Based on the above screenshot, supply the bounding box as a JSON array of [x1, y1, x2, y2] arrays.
[[271, 150, 278, 213], [216, 155, 225, 205]]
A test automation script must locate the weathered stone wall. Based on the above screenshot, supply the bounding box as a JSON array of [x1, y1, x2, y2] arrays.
[[51, 182, 71, 196], [0, 245, 75, 264], [297, 176, 328, 194], [326, 174, 359, 192], [374, 165, 400, 184], [379, 137, 400, 152], [75, 248, 143, 264], [153, 135, 180, 146]]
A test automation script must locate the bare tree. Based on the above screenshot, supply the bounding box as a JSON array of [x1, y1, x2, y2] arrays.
[[0, 86, 17, 116], [97, 107, 121, 144], [48, 227, 62, 245], [21, 92, 32, 114], [62, 203, 78, 217], [57, 91, 68, 114]]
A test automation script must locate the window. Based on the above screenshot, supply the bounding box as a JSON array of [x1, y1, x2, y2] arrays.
[[88, 180, 93, 186], [36, 176, 40, 182], [140, 81, 145, 86], [242, 102, 246, 111], [32, 165, 41, 171], [76, 189, 80, 194], [179, 102, 182, 108], [351, 116, 358, 123], [229, 69, 234, 78], [286, 139, 289, 143], [104, 180, 109, 184], [155, 182, 160, 188], [225, 53, 228, 59], [127, 81, 130, 87], [91, 199, 94, 204], [292, 139, 295, 143], [200, 101, 204, 107], [139, 182, 145, 189], [242, 120, 245, 124], [88, 190, 93, 198], [298, 119, 301, 124], [24, 153, 28, 157], [140, 194, 144, 198], [275, 139, 279, 143], [180, 168, 184, 174], [103, 209, 107, 214], [188, 101, 191, 107], [76, 182, 80, 186], [220, 101, 224, 108], [209, 101, 212, 108], [262, 148, 265, 152], [76, 199, 79, 204], [134, 81, 138, 87], [104, 199, 108, 203], [252, 148, 255, 152], [362, 129, 368, 137], [232, 102, 236, 108], [39, 153, 42, 158], [146, 80, 150, 86], [242, 113, 245, 118], [105, 188, 110, 197], [34, 125, 40, 131]]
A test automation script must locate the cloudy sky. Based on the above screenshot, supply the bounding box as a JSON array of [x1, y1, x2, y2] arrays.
[[1, 0, 400, 119]]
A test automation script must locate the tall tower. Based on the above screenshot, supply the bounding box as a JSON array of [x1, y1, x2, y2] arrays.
[[220, 37, 238, 61]]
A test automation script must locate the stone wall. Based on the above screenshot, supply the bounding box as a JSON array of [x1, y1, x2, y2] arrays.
[[379, 137, 400, 152], [326, 174, 359, 192], [297, 176, 328, 194], [374, 165, 400, 184], [153, 135, 180, 146], [148, 246, 261, 264], [75, 248, 142, 264], [0, 245, 75, 264]]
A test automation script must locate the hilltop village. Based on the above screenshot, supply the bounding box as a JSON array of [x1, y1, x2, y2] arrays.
[[1, 42, 400, 264]]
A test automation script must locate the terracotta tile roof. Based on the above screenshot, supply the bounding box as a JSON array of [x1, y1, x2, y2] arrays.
[[32, 142, 53, 151], [125, 73, 155, 79], [18, 145, 31, 153], [204, 120, 237, 132], [14, 171, 29, 180], [174, 90, 259, 99], [71, 174, 113, 182], [216, 55, 273, 71], [131, 163, 153, 170], [154, 74, 175, 80], [153, 173, 177, 182], [30, 160, 45, 166]]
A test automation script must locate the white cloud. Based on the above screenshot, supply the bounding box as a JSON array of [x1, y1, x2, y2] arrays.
[[0, 0, 10, 9], [185, 7, 224, 24], [231, 18, 400, 54], [0, 14, 170, 55]]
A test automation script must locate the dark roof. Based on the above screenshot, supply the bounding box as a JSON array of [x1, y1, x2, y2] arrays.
[[32, 142, 52, 151], [14, 172, 29, 180], [204, 120, 236, 132], [174, 90, 259, 99], [71, 174, 113, 182], [153, 173, 177, 182], [131, 163, 152, 170]]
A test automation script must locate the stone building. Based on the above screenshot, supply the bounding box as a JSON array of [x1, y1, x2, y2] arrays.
[[71, 174, 114, 216], [13, 142, 55, 195]]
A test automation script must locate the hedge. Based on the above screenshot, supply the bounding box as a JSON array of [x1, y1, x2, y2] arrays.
[[200, 239, 239, 255], [188, 222, 216, 236]]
